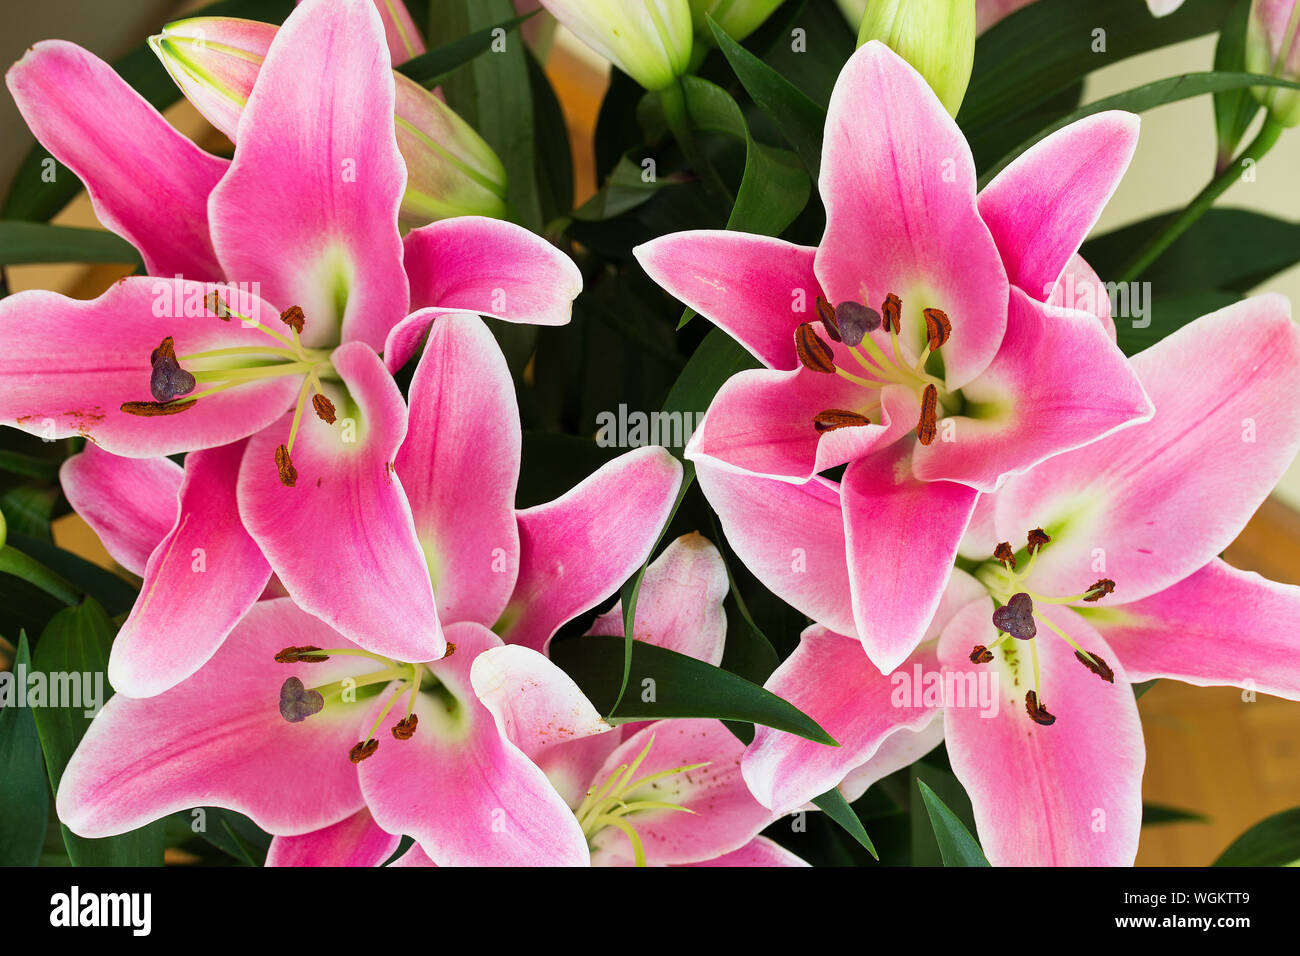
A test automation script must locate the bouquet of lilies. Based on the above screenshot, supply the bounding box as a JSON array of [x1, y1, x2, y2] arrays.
[[2, 0, 1300, 870]]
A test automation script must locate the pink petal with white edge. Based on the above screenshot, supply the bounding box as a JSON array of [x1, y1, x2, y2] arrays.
[[940, 599, 1144, 866], [404, 216, 582, 325], [265, 807, 400, 867], [6, 41, 227, 281], [59, 445, 182, 575], [389, 844, 437, 866], [1086, 558, 1300, 700], [396, 313, 520, 627], [816, 42, 1008, 390], [208, 0, 409, 350], [686, 366, 918, 482], [358, 621, 591, 866], [57, 599, 372, 838], [912, 287, 1152, 493], [743, 572, 983, 816], [979, 112, 1139, 299], [501, 447, 682, 653], [587, 532, 729, 666], [842, 444, 979, 673], [993, 294, 1300, 604], [0, 279, 302, 458], [470, 644, 615, 763], [110, 440, 271, 698], [677, 836, 809, 867], [836, 715, 945, 804], [237, 342, 443, 662], [588, 719, 775, 867], [1048, 254, 1115, 341], [695, 462, 856, 638], [633, 231, 822, 370]]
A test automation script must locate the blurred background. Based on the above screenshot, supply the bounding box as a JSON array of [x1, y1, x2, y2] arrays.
[[1, 0, 1297, 866]]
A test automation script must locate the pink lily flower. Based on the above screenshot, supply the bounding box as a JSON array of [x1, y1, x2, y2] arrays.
[[302, 0, 429, 65], [636, 41, 1151, 673], [731, 295, 1300, 865], [977, 0, 1185, 34], [2, 0, 581, 684], [56, 314, 683, 865]]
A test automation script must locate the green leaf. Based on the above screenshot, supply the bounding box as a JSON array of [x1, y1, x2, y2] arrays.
[[961, 0, 1235, 137], [395, 10, 535, 87], [573, 154, 691, 222], [8, 532, 138, 618], [916, 780, 990, 866], [1213, 806, 1300, 866], [0, 546, 79, 607], [1132, 678, 1161, 699], [0, 633, 49, 865], [708, 16, 825, 179], [31, 599, 166, 865], [549, 634, 836, 745], [0, 485, 58, 540], [528, 50, 574, 228], [811, 787, 878, 859], [0, 449, 60, 482], [909, 760, 981, 866], [2, 0, 295, 223], [1143, 802, 1209, 826], [190, 808, 272, 866], [0, 222, 142, 266], [980, 71, 1300, 187], [1213, 0, 1262, 170]]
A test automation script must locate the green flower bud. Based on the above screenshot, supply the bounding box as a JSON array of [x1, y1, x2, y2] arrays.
[[856, 0, 977, 117], [1245, 0, 1300, 127]]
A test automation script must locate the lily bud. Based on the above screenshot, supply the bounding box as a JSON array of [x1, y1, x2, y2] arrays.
[[690, 0, 784, 43], [149, 17, 508, 225], [536, 0, 694, 91], [856, 0, 977, 117], [1245, 0, 1300, 127]]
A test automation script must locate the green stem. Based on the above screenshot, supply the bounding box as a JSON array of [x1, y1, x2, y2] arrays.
[[1117, 117, 1285, 283], [659, 78, 732, 212]]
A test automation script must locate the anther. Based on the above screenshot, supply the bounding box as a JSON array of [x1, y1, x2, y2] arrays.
[[815, 295, 841, 342], [280, 305, 306, 334], [312, 394, 337, 424], [279, 676, 324, 723], [993, 542, 1017, 569], [969, 644, 994, 664], [348, 739, 379, 763], [442, 643, 457, 659], [1075, 650, 1115, 683], [1027, 528, 1051, 553], [923, 308, 951, 351], [881, 293, 902, 334], [275, 444, 297, 487], [1025, 690, 1056, 726], [203, 290, 231, 320], [149, 336, 196, 403], [917, 384, 938, 445], [795, 323, 836, 373], [392, 715, 418, 740], [1083, 579, 1115, 602], [121, 399, 196, 417], [992, 592, 1036, 640], [833, 301, 879, 347], [813, 408, 874, 432], [275, 645, 329, 663]]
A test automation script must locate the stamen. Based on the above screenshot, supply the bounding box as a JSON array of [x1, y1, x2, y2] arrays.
[[923, 308, 951, 351], [993, 542, 1017, 569], [275, 645, 330, 663], [969, 644, 994, 664], [312, 394, 337, 424], [881, 293, 902, 334], [1024, 690, 1056, 726], [149, 336, 197, 403], [1075, 650, 1115, 683], [917, 384, 938, 445], [392, 715, 418, 740], [813, 408, 875, 432], [795, 323, 836, 373], [348, 739, 379, 763], [279, 676, 324, 723], [815, 295, 842, 342], [1083, 579, 1116, 602], [275, 444, 297, 487], [203, 290, 231, 320], [121, 399, 196, 417], [1027, 528, 1051, 553], [279, 305, 306, 334], [991, 592, 1036, 640]]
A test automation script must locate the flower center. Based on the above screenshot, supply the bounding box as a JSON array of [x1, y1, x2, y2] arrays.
[[971, 529, 1117, 725], [573, 732, 706, 867], [121, 294, 340, 487], [797, 291, 952, 445]]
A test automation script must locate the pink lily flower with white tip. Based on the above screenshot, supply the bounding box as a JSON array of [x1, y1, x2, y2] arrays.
[[2, 0, 581, 684], [57, 315, 683, 865], [732, 294, 1300, 865], [636, 40, 1151, 673]]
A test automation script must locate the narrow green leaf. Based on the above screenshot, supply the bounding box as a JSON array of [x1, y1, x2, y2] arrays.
[[31, 599, 166, 865], [1213, 806, 1300, 866], [1, 485, 58, 540], [812, 787, 878, 859], [395, 11, 535, 87], [0, 449, 60, 482], [8, 533, 138, 617], [1143, 802, 1209, 826], [917, 780, 990, 866], [0, 546, 79, 607], [0, 222, 142, 266], [1132, 678, 1161, 699], [550, 634, 837, 745], [0, 633, 49, 865]]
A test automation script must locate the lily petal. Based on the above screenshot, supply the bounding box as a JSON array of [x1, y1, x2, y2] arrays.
[[1048, 254, 1116, 341], [265, 807, 400, 867], [501, 447, 682, 653], [397, 313, 520, 627], [207, 0, 409, 350], [238, 341, 443, 662], [6, 41, 227, 281], [677, 836, 809, 867], [59, 445, 182, 575]]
